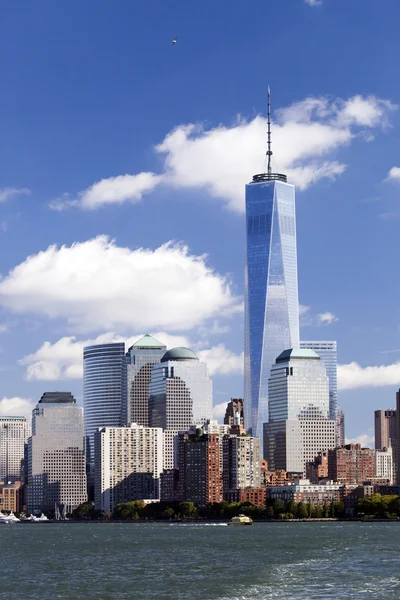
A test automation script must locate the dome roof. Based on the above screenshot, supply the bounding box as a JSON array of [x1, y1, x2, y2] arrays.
[[161, 347, 198, 363], [276, 348, 320, 363]]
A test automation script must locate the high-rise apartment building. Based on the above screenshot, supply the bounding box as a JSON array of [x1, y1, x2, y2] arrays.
[[222, 433, 261, 494], [83, 342, 126, 465], [374, 409, 396, 450], [337, 407, 345, 447], [0, 416, 30, 483], [328, 444, 376, 484], [27, 392, 87, 513], [149, 347, 212, 431], [244, 95, 300, 441], [300, 341, 338, 421], [264, 349, 336, 473], [94, 423, 163, 513], [177, 431, 222, 506], [224, 399, 244, 427], [124, 334, 166, 427], [376, 447, 393, 484]]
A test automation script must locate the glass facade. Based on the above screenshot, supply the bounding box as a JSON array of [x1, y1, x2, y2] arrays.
[[83, 343, 126, 465], [244, 179, 300, 440], [300, 341, 338, 421]]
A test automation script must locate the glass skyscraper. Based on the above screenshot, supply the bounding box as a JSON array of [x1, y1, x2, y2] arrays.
[[300, 341, 338, 421], [244, 175, 300, 441]]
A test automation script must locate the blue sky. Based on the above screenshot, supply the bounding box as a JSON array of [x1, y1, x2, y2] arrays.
[[0, 0, 400, 446]]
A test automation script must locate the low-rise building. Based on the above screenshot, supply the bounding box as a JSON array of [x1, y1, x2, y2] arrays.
[[267, 479, 342, 506], [0, 481, 22, 512], [225, 487, 266, 507]]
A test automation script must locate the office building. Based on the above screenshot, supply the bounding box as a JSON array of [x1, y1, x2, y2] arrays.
[[222, 433, 261, 494], [376, 447, 393, 484], [337, 407, 345, 447], [374, 409, 396, 450], [264, 349, 336, 473], [328, 444, 376, 484], [149, 347, 212, 430], [0, 416, 30, 483], [94, 424, 163, 513], [224, 399, 244, 427], [177, 431, 222, 505], [244, 91, 300, 441], [27, 392, 87, 513], [125, 334, 166, 427], [84, 342, 126, 465], [300, 341, 338, 421]]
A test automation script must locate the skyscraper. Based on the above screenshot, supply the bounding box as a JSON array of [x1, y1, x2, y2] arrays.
[[264, 349, 336, 474], [83, 342, 126, 465], [124, 334, 166, 427], [27, 392, 87, 513], [224, 398, 244, 427], [244, 90, 300, 440], [300, 341, 338, 421], [337, 407, 345, 447], [374, 409, 396, 450], [0, 416, 30, 483]]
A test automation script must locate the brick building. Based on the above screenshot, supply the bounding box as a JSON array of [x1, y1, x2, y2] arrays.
[[328, 444, 376, 484], [306, 452, 329, 484], [225, 488, 266, 507], [267, 479, 341, 506], [0, 481, 22, 512]]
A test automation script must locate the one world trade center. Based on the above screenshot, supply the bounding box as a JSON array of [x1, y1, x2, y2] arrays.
[[244, 90, 300, 442]]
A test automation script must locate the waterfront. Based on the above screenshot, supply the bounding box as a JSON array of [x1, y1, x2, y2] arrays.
[[0, 522, 399, 599]]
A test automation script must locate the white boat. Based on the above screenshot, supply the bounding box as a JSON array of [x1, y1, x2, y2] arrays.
[[0, 511, 19, 524], [227, 514, 253, 526], [36, 513, 49, 522], [6, 511, 20, 522]]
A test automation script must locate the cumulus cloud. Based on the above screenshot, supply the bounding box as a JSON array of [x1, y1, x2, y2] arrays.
[[19, 332, 243, 381], [212, 401, 229, 422], [386, 166, 400, 182], [338, 361, 400, 390], [0, 236, 241, 333], [51, 94, 396, 213], [345, 433, 375, 447], [0, 187, 30, 204], [317, 312, 338, 325], [0, 396, 35, 419]]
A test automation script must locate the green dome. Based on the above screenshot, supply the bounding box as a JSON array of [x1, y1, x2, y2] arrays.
[[161, 347, 198, 363]]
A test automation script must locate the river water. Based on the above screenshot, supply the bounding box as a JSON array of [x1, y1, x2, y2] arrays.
[[0, 522, 399, 599]]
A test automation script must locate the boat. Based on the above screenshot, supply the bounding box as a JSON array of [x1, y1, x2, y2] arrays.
[[36, 513, 49, 522], [6, 511, 20, 522], [227, 514, 253, 526], [0, 511, 20, 524]]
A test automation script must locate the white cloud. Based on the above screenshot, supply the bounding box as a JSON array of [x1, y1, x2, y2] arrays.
[[317, 312, 338, 325], [305, 0, 322, 6], [338, 361, 400, 390], [19, 332, 243, 381], [0, 323, 8, 334], [345, 433, 375, 447], [386, 166, 400, 182], [0, 187, 30, 204], [51, 94, 396, 213], [0, 397, 35, 419], [0, 236, 241, 333], [212, 401, 229, 422]]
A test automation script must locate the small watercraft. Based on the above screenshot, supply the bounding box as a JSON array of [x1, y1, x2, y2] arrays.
[[227, 514, 253, 526]]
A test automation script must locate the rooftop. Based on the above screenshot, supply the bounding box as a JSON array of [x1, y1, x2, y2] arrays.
[[276, 348, 320, 363], [130, 334, 167, 350], [161, 347, 198, 363], [38, 392, 76, 404]]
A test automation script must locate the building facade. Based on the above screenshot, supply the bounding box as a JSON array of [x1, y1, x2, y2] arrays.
[[94, 423, 163, 513], [300, 341, 338, 422], [267, 479, 342, 506], [0, 481, 22, 513], [0, 416, 30, 483], [28, 392, 87, 513], [177, 431, 222, 505], [376, 447, 393, 484], [224, 399, 244, 427], [264, 349, 336, 473], [125, 334, 166, 427], [374, 409, 396, 450], [222, 434, 261, 494], [149, 347, 212, 431], [306, 452, 329, 484], [328, 444, 376, 484], [337, 407, 345, 447], [244, 173, 300, 442], [84, 342, 126, 465]]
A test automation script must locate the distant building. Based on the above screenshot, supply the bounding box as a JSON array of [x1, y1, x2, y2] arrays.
[[262, 468, 303, 487], [225, 488, 266, 508], [396, 391, 400, 484], [125, 334, 166, 427], [84, 342, 126, 466], [224, 399, 244, 427], [300, 341, 338, 422], [376, 447, 393, 484], [267, 479, 342, 506], [149, 347, 212, 431], [328, 444, 376, 484], [264, 349, 336, 473], [337, 408, 345, 447], [177, 431, 222, 506], [306, 452, 329, 484], [27, 392, 87, 513], [222, 433, 261, 496], [94, 423, 163, 513], [0, 481, 22, 513], [374, 409, 396, 450], [0, 416, 30, 483], [160, 469, 179, 503]]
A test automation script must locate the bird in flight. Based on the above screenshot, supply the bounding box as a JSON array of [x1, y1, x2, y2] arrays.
[[172, 37, 177, 46]]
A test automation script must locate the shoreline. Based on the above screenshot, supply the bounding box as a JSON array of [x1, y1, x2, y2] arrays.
[[11, 517, 400, 524]]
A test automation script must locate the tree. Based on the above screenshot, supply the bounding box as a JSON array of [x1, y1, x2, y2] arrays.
[[297, 501, 308, 519], [178, 502, 198, 519], [286, 500, 297, 516], [313, 505, 323, 518], [273, 499, 285, 518]]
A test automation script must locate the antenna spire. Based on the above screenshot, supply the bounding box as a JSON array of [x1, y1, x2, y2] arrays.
[[267, 87, 272, 175]]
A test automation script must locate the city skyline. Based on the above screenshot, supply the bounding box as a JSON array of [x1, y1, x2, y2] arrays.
[[1, 1, 400, 447]]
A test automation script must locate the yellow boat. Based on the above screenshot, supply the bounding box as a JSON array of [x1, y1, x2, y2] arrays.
[[227, 514, 253, 526]]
